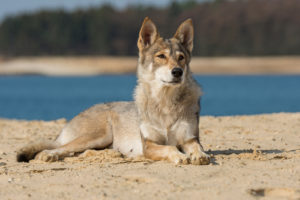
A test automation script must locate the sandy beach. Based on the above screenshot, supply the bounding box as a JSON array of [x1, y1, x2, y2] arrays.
[[0, 113, 299, 199], [1, 56, 300, 75]]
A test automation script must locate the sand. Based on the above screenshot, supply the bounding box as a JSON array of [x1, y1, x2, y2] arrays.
[[0, 113, 299, 200], [1, 56, 300, 75]]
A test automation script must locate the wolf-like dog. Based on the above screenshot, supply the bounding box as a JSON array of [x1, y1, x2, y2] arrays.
[[17, 17, 210, 165]]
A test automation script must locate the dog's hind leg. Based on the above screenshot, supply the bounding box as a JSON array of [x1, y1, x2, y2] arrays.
[[35, 131, 113, 162]]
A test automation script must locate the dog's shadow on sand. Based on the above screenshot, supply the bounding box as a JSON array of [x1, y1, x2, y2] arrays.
[[208, 149, 283, 155], [206, 149, 286, 165]]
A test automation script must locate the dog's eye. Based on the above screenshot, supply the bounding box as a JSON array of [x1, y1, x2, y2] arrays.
[[178, 55, 184, 61], [157, 54, 166, 59]]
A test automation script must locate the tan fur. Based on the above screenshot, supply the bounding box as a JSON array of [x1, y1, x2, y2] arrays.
[[17, 18, 210, 165], [16, 140, 58, 162], [144, 140, 189, 164]]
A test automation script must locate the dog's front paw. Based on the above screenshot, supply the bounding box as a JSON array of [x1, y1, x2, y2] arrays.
[[35, 150, 59, 162], [170, 153, 190, 165], [190, 152, 210, 165]]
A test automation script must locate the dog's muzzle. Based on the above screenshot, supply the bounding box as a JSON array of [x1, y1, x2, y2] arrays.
[[171, 68, 183, 78]]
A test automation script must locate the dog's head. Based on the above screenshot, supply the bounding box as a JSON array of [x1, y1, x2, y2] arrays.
[[137, 17, 194, 86]]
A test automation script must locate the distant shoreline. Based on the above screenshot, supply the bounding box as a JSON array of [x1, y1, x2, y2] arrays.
[[1, 56, 300, 76]]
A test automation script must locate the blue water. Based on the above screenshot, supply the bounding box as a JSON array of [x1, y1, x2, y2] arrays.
[[0, 75, 299, 120]]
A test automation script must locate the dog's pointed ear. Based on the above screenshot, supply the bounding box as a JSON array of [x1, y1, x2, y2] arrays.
[[173, 18, 194, 53], [138, 17, 159, 51]]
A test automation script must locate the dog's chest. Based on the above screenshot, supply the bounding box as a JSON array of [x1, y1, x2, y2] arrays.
[[141, 117, 196, 146], [147, 107, 196, 144], [149, 100, 182, 127]]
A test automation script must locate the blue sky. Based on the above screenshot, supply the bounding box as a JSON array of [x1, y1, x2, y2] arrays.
[[0, 0, 178, 22]]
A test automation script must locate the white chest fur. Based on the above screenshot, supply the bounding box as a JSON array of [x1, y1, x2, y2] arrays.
[[140, 117, 198, 146]]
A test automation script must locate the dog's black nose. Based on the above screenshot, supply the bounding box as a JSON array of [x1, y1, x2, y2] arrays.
[[171, 68, 183, 78]]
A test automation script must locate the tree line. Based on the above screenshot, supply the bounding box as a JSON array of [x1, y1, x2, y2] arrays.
[[0, 0, 300, 56]]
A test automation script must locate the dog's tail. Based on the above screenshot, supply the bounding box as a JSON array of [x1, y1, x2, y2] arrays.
[[16, 140, 57, 162]]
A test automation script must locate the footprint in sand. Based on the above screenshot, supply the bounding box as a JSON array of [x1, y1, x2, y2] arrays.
[[249, 188, 300, 199]]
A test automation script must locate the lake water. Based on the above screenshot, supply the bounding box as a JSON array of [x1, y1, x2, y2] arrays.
[[0, 75, 299, 120]]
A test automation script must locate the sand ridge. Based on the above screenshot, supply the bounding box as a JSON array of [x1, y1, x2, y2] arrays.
[[0, 113, 299, 199]]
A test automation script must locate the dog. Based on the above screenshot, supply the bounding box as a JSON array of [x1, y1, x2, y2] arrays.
[[17, 17, 210, 165]]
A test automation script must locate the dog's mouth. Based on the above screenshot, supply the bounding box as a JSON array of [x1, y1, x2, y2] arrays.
[[161, 79, 182, 85]]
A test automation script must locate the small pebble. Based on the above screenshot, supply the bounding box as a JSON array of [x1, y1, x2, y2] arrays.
[[0, 162, 6, 166]]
